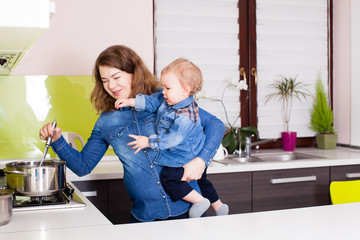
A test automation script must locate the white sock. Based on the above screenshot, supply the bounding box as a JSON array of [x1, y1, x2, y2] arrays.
[[189, 198, 210, 218], [215, 203, 229, 216]]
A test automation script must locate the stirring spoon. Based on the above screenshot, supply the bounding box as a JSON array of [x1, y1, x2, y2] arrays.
[[40, 120, 57, 166]]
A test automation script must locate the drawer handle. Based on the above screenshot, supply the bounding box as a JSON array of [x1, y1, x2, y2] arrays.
[[82, 191, 97, 197], [346, 173, 360, 179], [271, 176, 317, 184]]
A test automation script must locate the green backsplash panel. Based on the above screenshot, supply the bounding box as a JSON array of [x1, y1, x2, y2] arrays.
[[0, 75, 114, 160]]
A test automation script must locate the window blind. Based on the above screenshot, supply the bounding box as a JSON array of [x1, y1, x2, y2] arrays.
[[256, 0, 329, 138], [154, 0, 241, 128]]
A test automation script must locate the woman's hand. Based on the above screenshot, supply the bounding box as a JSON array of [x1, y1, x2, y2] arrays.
[[128, 134, 150, 154], [39, 122, 62, 143], [181, 157, 205, 182]]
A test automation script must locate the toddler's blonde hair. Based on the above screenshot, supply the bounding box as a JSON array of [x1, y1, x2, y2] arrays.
[[161, 58, 203, 96]]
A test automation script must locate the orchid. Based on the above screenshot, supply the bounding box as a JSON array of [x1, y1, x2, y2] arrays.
[[236, 79, 248, 90], [197, 78, 258, 154]]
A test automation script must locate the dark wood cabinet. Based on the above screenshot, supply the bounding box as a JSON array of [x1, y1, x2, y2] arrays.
[[73, 179, 132, 225], [107, 179, 133, 224], [206, 172, 252, 216], [72, 180, 108, 217], [252, 167, 330, 212], [330, 165, 360, 181], [74, 165, 360, 222]]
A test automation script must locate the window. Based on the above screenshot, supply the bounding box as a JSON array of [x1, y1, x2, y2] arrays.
[[154, 0, 242, 128], [255, 0, 330, 139], [154, 0, 331, 145]]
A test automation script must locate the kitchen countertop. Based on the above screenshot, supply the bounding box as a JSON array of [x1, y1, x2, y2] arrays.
[[2, 147, 360, 182], [1, 200, 360, 239], [66, 147, 360, 181]]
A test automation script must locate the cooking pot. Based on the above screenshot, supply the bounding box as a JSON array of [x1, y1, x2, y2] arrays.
[[0, 189, 14, 226], [4, 160, 66, 196]]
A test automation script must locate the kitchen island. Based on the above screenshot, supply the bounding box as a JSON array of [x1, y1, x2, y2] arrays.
[[0, 197, 359, 239], [1, 147, 360, 239], [0, 185, 112, 235]]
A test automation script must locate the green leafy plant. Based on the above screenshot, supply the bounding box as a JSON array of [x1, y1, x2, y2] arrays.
[[265, 75, 310, 132], [309, 74, 335, 134], [197, 78, 258, 154], [222, 125, 259, 154]]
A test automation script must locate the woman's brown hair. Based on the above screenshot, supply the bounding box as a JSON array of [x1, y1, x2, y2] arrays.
[[91, 45, 160, 113]]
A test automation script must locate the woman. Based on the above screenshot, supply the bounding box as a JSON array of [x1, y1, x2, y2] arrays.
[[39, 45, 225, 222]]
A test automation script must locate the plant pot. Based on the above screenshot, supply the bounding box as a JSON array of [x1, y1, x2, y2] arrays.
[[281, 132, 297, 151], [316, 133, 337, 149]]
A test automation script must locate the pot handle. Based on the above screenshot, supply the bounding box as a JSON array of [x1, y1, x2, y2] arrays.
[[4, 169, 26, 175]]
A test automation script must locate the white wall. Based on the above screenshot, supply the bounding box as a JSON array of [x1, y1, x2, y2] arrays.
[[12, 0, 154, 75], [351, 0, 360, 145], [333, 0, 351, 145]]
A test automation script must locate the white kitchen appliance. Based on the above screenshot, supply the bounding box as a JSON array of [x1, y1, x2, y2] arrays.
[[0, 0, 55, 75]]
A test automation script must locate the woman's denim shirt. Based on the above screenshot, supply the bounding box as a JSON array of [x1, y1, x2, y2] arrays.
[[51, 92, 225, 222], [136, 94, 205, 167]]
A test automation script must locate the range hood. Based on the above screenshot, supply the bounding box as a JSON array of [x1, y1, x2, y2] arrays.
[[0, 0, 55, 75]]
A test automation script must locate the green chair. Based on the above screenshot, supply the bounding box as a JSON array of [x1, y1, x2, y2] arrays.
[[330, 180, 360, 204]]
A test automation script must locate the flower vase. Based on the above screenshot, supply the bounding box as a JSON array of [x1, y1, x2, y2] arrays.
[[282, 132, 297, 151]]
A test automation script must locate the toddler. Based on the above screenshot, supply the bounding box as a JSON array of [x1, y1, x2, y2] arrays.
[[115, 58, 229, 218]]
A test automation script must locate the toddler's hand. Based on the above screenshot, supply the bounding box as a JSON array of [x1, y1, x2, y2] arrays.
[[114, 99, 127, 109], [128, 134, 150, 154], [115, 98, 135, 109]]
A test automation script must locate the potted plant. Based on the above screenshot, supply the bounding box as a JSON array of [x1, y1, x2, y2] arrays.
[[222, 125, 259, 155], [265, 75, 310, 151], [198, 78, 259, 154], [309, 74, 337, 149]]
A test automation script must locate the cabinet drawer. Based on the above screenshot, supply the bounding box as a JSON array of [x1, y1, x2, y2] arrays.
[[72, 180, 108, 217], [331, 165, 360, 181], [253, 167, 330, 212], [207, 172, 252, 215]]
